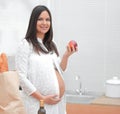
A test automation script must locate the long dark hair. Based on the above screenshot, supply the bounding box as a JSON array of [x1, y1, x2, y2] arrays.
[[25, 5, 59, 56]]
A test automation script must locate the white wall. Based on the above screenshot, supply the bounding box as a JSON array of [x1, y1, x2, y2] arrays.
[[0, 0, 50, 55], [0, 0, 120, 93], [52, 0, 120, 92]]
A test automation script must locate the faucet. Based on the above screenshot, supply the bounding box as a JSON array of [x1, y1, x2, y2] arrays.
[[75, 75, 82, 95]]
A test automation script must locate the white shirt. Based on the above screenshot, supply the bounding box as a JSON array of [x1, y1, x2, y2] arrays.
[[15, 39, 66, 114]]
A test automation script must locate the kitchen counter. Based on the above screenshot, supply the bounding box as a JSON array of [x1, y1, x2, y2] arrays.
[[66, 91, 120, 114], [66, 103, 120, 114], [66, 94, 120, 114], [91, 95, 120, 106]]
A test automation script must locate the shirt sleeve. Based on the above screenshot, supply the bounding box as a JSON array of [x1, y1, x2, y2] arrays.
[[15, 39, 37, 95]]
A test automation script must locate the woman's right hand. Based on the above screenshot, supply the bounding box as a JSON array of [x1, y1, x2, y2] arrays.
[[31, 91, 61, 105], [42, 94, 61, 105]]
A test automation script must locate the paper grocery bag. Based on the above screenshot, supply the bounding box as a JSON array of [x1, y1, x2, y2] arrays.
[[0, 71, 26, 114]]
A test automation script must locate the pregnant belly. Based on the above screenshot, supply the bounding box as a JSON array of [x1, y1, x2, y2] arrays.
[[55, 70, 65, 98]]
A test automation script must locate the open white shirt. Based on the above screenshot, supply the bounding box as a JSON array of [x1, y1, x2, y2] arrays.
[[15, 39, 66, 114]]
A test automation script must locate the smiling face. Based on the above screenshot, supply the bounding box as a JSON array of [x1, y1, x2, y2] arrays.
[[36, 10, 51, 39]]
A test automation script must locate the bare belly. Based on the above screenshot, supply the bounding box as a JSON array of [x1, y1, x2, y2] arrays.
[[55, 70, 65, 98]]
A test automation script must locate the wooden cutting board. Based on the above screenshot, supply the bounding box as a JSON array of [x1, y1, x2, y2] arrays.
[[92, 95, 120, 106]]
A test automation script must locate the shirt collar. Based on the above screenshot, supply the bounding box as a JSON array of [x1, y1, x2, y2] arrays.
[[37, 38, 48, 52], [37, 38, 43, 44]]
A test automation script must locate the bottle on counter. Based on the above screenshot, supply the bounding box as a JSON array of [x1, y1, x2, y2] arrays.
[[38, 100, 46, 114]]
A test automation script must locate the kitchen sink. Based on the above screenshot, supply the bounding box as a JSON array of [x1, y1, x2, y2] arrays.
[[65, 90, 103, 104], [66, 94, 95, 104]]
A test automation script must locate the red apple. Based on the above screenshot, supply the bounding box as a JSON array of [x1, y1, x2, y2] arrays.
[[68, 40, 78, 49]]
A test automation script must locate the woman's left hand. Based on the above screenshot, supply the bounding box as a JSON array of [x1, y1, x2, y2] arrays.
[[64, 44, 78, 57], [60, 44, 78, 71]]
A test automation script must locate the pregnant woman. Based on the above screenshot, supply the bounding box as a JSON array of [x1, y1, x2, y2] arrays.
[[15, 5, 77, 114]]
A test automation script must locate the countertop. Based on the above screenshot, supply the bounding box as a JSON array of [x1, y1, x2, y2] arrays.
[[91, 95, 120, 106]]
